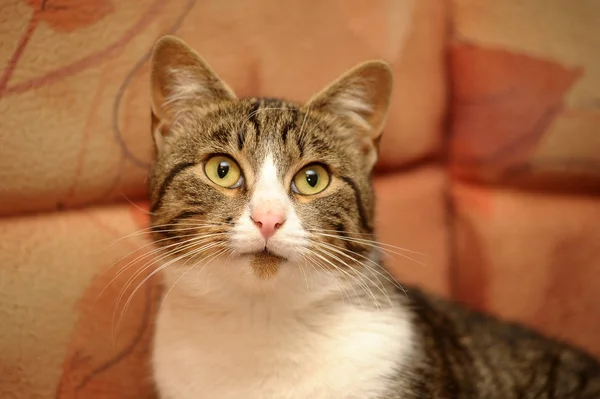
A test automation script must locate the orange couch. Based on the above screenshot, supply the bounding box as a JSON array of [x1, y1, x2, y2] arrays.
[[1, 1, 599, 398]]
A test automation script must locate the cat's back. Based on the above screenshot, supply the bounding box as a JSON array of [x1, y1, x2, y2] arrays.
[[391, 287, 600, 398]]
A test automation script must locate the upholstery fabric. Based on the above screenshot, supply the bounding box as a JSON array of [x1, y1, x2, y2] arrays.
[[0, 0, 598, 398], [450, 0, 600, 358]]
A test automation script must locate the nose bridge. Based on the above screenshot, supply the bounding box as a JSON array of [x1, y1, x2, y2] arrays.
[[248, 153, 290, 241], [250, 153, 289, 214], [253, 197, 285, 215]]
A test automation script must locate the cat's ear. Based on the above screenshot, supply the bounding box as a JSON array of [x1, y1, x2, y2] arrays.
[[150, 35, 236, 149], [306, 61, 393, 169]]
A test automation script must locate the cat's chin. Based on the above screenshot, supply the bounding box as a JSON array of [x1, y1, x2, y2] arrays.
[[236, 249, 286, 280]]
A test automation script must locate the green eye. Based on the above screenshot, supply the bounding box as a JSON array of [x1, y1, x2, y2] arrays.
[[204, 155, 242, 188], [292, 164, 330, 195]]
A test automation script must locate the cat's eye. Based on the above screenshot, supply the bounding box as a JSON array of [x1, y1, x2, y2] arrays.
[[292, 164, 330, 196], [204, 155, 243, 188]]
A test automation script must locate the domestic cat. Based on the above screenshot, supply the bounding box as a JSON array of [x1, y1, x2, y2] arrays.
[[148, 35, 600, 398]]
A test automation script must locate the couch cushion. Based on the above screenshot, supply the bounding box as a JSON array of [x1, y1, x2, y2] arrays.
[[0, 204, 159, 399], [450, 0, 600, 357], [452, 182, 600, 358], [450, 0, 600, 189], [374, 166, 451, 297], [0, 0, 446, 215]]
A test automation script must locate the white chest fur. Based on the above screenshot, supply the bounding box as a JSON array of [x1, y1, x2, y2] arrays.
[[152, 272, 415, 399]]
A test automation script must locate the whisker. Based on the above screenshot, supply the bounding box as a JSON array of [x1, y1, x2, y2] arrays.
[[309, 232, 427, 267], [297, 255, 310, 292], [312, 241, 393, 307], [112, 234, 225, 315], [120, 192, 157, 215], [116, 234, 224, 305], [302, 253, 354, 306], [311, 245, 382, 309], [160, 246, 228, 310], [314, 240, 407, 296], [298, 105, 310, 144], [307, 248, 371, 308], [307, 229, 425, 256], [98, 233, 226, 302], [98, 231, 209, 280], [103, 223, 228, 249], [306, 227, 377, 238], [113, 240, 224, 340]]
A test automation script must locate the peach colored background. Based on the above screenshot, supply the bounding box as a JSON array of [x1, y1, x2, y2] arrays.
[[1, 0, 599, 398]]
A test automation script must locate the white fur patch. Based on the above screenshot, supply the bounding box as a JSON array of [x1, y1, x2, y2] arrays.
[[153, 278, 415, 399], [229, 153, 308, 262], [152, 153, 415, 399]]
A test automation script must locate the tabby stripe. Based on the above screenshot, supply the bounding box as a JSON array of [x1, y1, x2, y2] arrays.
[[575, 369, 591, 396], [237, 128, 246, 150], [295, 110, 307, 157], [545, 354, 560, 399], [169, 210, 204, 226], [296, 134, 305, 157], [281, 108, 298, 144], [211, 127, 230, 143], [411, 291, 461, 396], [150, 161, 197, 213], [407, 366, 431, 398], [248, 101, 261, 138], [333, 220, 365, 255], [185, 199, 206, 207], [340, 176, 371, 233]]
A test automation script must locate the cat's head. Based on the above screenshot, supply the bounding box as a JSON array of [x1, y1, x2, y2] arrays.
[[148, 36, 392, 295]]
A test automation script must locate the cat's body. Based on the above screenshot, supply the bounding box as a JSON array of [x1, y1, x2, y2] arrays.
[[408, 288, 600, 398], [153, 260, 414, 399], [153, 264, 600, 399], [147, 36, 600, 399]]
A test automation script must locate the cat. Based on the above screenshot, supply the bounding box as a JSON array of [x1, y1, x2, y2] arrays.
[[147, 35, 600, 399]]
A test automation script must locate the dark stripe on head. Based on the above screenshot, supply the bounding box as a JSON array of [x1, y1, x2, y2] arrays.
[[296, 132, 305, 158], [294, 110, 310, 157], [340, 176, 371, 233], [544, 354, 560, 397], [151, 161, 197, 213], [211, 127, 230, 143], [281, 108, 298, 144], [248, 101, 261, 138], [237, 128, 246, 151], [575, 369, 591, 396]]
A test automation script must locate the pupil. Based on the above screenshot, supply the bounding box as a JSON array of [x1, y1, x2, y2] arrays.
[[305, 170, 318, 187], [217, 161, 229, 179]]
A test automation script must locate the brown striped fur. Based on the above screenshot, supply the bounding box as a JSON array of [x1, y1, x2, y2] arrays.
[[148, 36, 600, 398]]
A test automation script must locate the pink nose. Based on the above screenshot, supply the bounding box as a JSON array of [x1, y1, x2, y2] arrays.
[[251, 209, 285, 239]]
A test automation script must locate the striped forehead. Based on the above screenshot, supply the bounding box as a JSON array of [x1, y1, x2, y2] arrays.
[[196, 97, 340, 180], [235, 98, 302, 178], [238, 99, 298, 142]]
